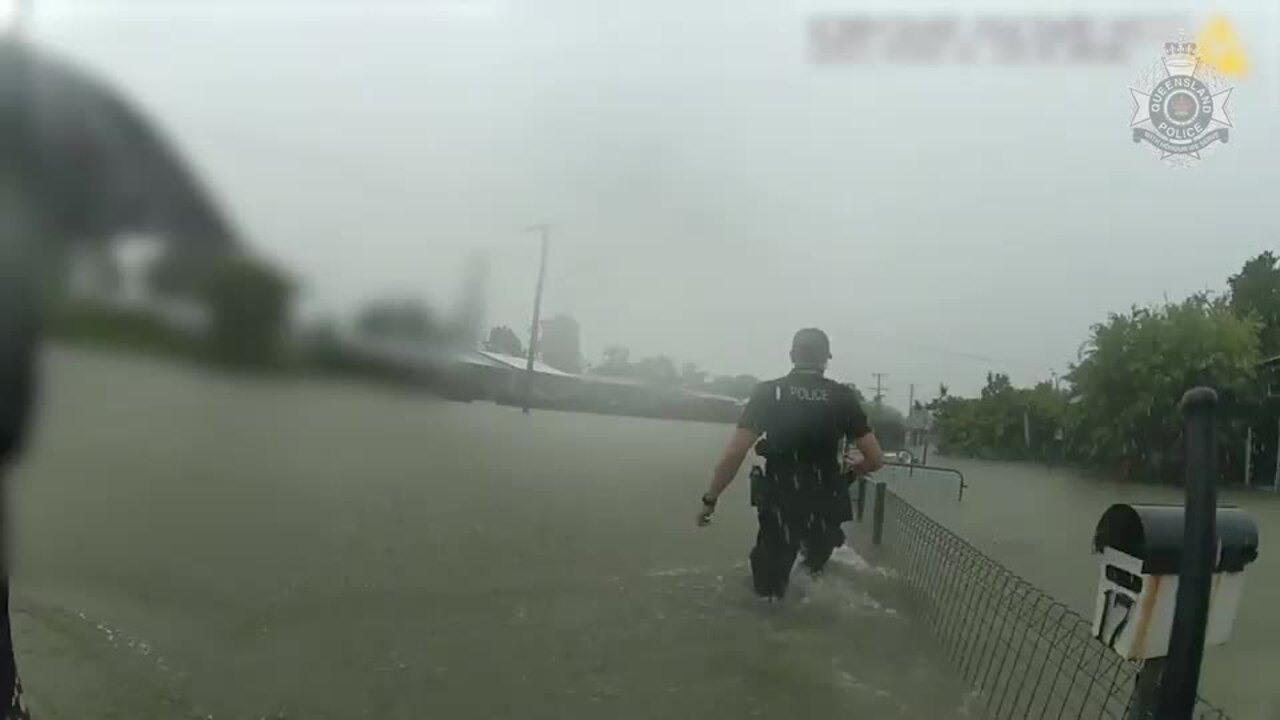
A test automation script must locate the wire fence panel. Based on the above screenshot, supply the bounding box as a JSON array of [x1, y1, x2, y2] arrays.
[[877, 488, 1234, 720]]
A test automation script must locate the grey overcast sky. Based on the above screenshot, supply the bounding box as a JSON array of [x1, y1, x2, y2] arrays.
[[23, 0, 1280, 401]]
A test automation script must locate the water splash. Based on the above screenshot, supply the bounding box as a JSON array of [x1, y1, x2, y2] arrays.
[[828, 544, 898, 578]]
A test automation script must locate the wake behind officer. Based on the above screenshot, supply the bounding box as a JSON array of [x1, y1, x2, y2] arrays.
[[696, 328, 884, 600]]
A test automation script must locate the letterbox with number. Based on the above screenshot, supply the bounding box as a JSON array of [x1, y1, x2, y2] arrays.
[[1091, 503, 1259, 661]]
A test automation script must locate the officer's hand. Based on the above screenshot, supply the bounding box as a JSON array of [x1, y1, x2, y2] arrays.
[[696, 495, 716, 527], [844, 447, 865, 468]]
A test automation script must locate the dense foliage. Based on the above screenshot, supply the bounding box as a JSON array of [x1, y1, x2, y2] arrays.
[[539, 314, 583, 374], [931, 374, 1066, 461], [1065, 294, 1260, 480], [357, 299, 438, 341], [204, 255, 293, 369], [1227, 251, 1280, 358], [865, 402, 907, 451], [932, 254, 1279, 485], [484, 326, 525, 357]]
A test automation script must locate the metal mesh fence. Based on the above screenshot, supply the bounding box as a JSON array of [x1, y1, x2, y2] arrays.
[[877, 488, 1234, 720]]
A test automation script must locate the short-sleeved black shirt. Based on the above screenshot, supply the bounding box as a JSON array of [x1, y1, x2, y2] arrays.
[[738, 370, 871, 474]]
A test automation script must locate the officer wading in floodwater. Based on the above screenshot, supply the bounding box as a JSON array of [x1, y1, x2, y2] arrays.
[[696, 329, 884, 600]]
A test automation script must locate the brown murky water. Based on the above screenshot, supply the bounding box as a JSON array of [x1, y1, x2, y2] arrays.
[[9, 348, 974, 719], [12, 348, 1278, 718]]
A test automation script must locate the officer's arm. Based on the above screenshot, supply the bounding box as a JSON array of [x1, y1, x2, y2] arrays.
[[847, 394, 884, 474], [704, 384, 769, 503], [851, 432, 885, 474], [705, 428, 761, 503]]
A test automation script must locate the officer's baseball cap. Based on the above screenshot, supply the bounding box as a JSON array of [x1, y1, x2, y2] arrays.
[[791, 328, 832, 362]]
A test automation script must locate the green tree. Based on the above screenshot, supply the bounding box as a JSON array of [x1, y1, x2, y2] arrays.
[[594, 345, 634, 377], [680, 362, 708, 389], [1228, 251, 1280, 357], [981, 372, 1013, 398], [866, 403, 908, 451], [634, 355, 679, 385], [933, 374, 1068, 460], [358, 299, 436, 340], [1066, 293, 1260, 482], [539, 314, 583, 373], [927, 383, 949, 410], [204, 254, 292, 369], [484, 326, 525, 357]]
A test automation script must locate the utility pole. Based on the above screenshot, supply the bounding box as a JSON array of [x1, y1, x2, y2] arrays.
[[907, 382, 917, 447], [522, 223, 550, 415], [872, 372, 888, 407]]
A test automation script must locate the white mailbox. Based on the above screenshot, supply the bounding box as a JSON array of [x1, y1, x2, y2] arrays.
[[1091, 503, 1259, 661]]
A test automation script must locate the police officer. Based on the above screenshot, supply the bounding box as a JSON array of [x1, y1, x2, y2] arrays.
[[696, 328, 884, 600]]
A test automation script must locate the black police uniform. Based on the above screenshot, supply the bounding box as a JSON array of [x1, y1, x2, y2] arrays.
[[737, 369, 871, 599]]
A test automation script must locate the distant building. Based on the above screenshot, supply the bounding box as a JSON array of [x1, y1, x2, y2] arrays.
[[337, 334, 579, 402], [335, 332, 744, 421]]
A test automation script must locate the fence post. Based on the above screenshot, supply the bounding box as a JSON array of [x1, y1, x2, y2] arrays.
[[856, 475, 867, 521], [1244, 426, 1253, 488], [1156, 386, 1218, 719], [872, 481, 887, 546], [1274, 420, 1280, 493]]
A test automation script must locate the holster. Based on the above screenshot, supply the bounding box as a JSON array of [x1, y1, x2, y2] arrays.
[[749, 465, 769, 508]]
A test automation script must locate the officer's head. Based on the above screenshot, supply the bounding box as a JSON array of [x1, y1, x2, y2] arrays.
[[790, 328, 831, 372]]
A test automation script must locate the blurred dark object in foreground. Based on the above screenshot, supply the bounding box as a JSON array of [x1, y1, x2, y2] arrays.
[[0, 38, 240, 262], [1, 36, 241, 715]]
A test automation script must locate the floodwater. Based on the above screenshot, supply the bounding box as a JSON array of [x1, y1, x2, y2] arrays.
[[9, 348, 975, 719], [10, 348, 1279, 719]]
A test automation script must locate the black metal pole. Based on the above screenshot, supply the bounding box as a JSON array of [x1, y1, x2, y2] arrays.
[[1128, 657, 1165, 720], [856, 475, 867, 521], [872, 481, 886, 545], [1157, 386, 1219, 718]]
